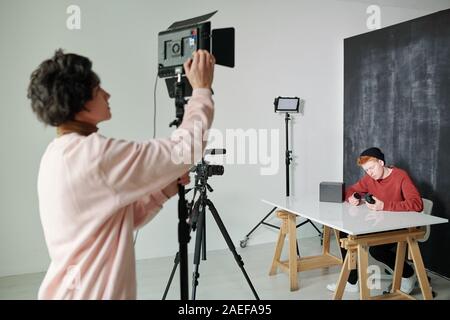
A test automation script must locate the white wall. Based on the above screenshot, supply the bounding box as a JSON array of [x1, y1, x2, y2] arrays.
[[1, 0, 449, 277]]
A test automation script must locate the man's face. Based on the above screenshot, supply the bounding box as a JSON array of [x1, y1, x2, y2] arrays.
[[361, 159, 384, 180], [76, 86, 111, 125]]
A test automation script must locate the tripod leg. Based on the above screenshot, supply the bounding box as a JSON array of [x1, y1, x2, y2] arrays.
[[162, 252, 180, 300], [206, 199, 260, 300], [202, 211, 207, 260], [177, 184, 190, 300], [240, 207, 277, 248], [191, 202, 206, 300], [308, 219, 323, 236]]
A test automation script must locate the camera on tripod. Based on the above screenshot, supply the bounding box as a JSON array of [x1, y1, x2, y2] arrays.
[[192, 163, 224, 178], [163, 146, 259, 300], [187, 148, 226, 228], [190, 148, 226, 179]]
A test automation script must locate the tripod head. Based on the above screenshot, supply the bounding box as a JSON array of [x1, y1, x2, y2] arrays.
[[169, 69, 189, 128]]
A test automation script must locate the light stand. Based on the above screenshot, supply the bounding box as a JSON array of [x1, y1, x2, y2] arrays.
[[170, 70, 190, 300], [240, 97, 322, 248], [157, 10, 235, 300], [284, 113, 293, 196]]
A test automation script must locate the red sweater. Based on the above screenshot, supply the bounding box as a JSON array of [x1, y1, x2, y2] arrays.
[[345, 167, 423, 212]]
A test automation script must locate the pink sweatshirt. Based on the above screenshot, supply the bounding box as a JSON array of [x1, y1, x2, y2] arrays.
[[37, 89, 214, 299]]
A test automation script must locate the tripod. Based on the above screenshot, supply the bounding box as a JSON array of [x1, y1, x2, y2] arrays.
[[240, 112, 322, 248], [163, 158, 259, 300]]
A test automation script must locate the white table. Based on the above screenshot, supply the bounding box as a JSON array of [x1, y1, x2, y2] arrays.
[[263, 196, 448, 300]]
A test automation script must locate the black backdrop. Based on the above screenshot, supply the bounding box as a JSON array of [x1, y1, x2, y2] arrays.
[[343, 9, 450, 277]]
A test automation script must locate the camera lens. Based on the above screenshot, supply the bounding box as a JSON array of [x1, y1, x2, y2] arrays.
[[365, 193, 375, 204], [207, 165, 224, 177]]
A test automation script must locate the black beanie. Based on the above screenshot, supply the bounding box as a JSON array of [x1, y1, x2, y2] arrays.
[[359, 147, 385, 163]]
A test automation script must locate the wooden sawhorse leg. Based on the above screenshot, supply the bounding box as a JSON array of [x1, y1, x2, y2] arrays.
[[269, 211, 299, 291], [407, 237, 433, 300], [391, 241, 406, 293], [270, 211, 341, 292], [333, 244, 357, 300], [357, 244, 370, 300], [335, 229, 432, 300]]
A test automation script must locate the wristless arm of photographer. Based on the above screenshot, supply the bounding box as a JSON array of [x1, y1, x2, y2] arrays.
[[132, 190, 169, 229], [98, 88, 214, 223], [132, 174, 190, 229]]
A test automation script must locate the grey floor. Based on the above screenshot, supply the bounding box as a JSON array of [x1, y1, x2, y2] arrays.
[[1, 236, 449, 300]]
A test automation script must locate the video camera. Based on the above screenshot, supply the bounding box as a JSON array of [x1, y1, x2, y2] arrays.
[[192, 162, 224, 179], [191, 149, 226, 179]]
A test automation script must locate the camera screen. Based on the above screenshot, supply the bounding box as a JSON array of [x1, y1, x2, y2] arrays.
[[274, 97, 300, 113]]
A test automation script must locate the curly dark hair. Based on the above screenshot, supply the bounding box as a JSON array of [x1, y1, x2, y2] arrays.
[[27, 49, 100, 126]]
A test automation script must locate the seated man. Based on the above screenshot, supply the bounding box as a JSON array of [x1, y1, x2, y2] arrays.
[[327, 147, 423, 294]]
